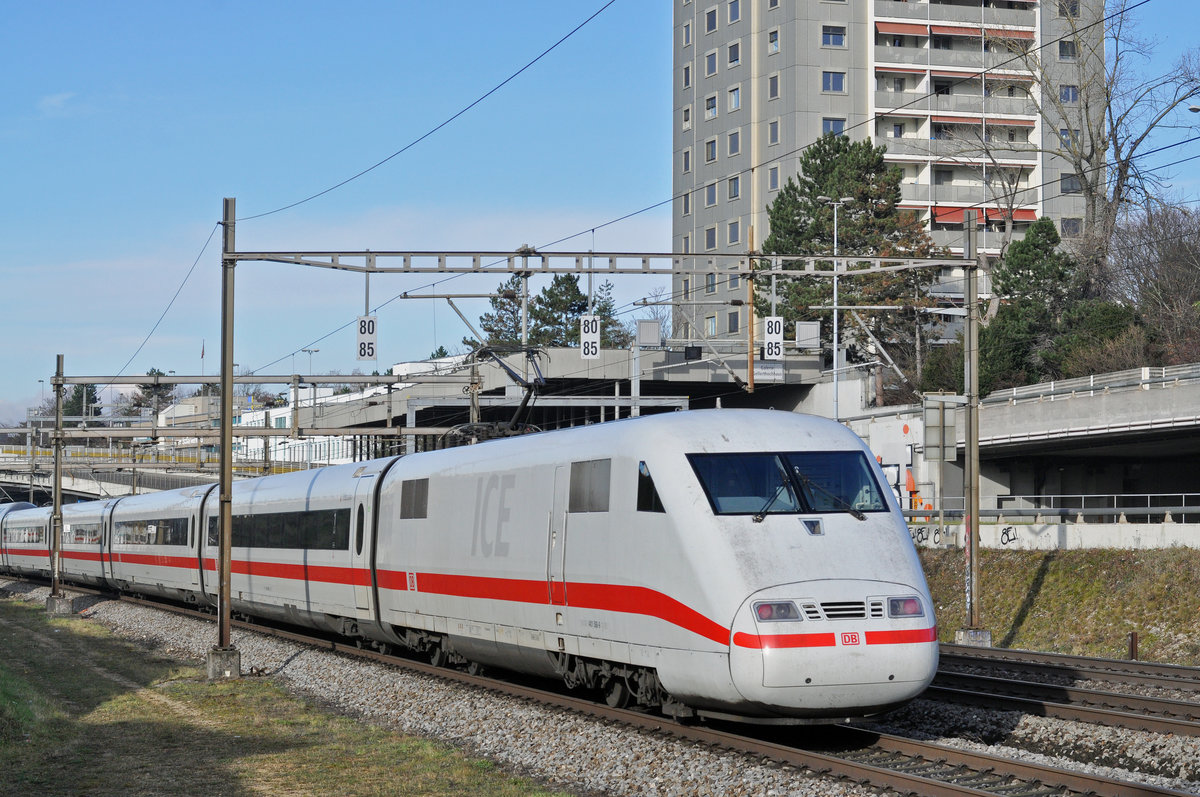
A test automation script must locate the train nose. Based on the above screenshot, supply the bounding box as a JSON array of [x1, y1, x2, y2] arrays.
[[728, 580, 938, 716]]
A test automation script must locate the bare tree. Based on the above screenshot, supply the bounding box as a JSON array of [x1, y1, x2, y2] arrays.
[[1006, 0, 1200, 293], [1110, 200, 1200, 362]]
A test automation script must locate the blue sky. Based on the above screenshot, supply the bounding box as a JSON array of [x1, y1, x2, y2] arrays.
[[1, 0, 1197, 423]]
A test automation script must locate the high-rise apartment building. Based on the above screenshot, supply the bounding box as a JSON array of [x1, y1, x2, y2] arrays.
[[672, 0, 1099, 342]]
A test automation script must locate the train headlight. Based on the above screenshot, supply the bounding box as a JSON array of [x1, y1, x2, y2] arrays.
[[888, 596, 924, 618], [754, 601, 801, 621]]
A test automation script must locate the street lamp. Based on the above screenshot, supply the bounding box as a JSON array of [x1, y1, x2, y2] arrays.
[[816, 195, 854, 422], [302, 348, 319, 373]]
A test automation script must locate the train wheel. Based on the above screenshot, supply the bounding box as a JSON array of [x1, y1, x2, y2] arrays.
[[466, 661, 484, 677], [428, 645, 447, 668], [604, 678, 632, 709]]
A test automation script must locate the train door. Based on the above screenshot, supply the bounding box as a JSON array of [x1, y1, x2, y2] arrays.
[[351, 476, 377, 614], [547, 465, 569, 609]]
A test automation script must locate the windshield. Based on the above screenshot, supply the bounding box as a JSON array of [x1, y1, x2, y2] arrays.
[[687, 451, 887, 517]]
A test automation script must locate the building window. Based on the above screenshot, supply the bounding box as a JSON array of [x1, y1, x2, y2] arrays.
[[1061, 217, 1083, 237], [768, 0, 778, 7], [767, 29, 780, 54], [768, 119, 779, 145], [1061, 173, 1083, 194], [934, 168, 953, 186], [682, 105, 692, 130], [728, 175, 740, 199], [728, 0, 740, 23], [705, 138, 718, 162], [932, 36, 952, 50], [705, 50, 718, 76], [1059, 128, 1080, 147], [682, 234, 691, 254], [682, 64, 691, 89], [934, 80, 953, 96], [1059, 40, 1077, 61], [728, 86, 741, 111], [706, 272, 717, 293], [705, 7, 717, 33], [728, 311, 740, 334], [729, 272, 739, 290], [822, 25, 846, 47], [706, 316, 717, 337], [1059, 0, 1080, 17], [892, 122, 905, 138], [728, 129, 741, 155], [1060, 84, 1079, 103], [823, 117, 845, 136], [768, 73, 780, 99], [705, 226, 718, 250], [681, 192, 691, 216], [705, 94, 718, 119], [682, 148, 691, 173], [728, 41, 741, 65], [683, 21, 692, 46], [728, 220, 740, 245], [682, 277, 690, 298], [894, 77, 906, 93], [705, 182, 718, 206], [822, 71, 846, 93], [768, 165, 779, 191]]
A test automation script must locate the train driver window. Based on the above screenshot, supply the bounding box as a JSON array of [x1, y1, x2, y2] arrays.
[[637, 461, 666, 513]]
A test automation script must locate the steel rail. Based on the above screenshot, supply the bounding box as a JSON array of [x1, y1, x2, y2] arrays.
[[941, 644, 1200, 690]]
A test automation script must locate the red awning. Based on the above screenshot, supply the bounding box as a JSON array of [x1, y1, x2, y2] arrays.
[[989, 117, 1036, 127], [930, 25, 980, 37], [935, 207, 1039, 223], [933, 115, 982, 125], [933, 207, 966, 223], [930, 69, 979, 78], [986, 27, 1035, 39], [877, 21, 928, 36], [876, 66, 928, 74]]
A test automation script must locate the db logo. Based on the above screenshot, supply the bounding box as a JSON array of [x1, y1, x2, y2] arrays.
[[841, 632, 861, 646]]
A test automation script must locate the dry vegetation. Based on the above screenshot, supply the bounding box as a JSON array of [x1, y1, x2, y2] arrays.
[[0, 599, 569, 797], [921, 548, 1200, 664]]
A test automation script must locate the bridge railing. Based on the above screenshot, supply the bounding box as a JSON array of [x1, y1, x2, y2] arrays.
[[983, 364, 1200, 405]]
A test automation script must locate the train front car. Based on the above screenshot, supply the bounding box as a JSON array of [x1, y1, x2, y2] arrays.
[[655, 410, 938, 721]]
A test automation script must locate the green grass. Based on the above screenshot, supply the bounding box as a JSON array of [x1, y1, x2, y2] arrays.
[[921, 548, 1200, 663], [0, 598, 571, 797]]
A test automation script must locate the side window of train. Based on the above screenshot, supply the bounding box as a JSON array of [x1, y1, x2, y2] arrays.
[[208, 517, 218, 547], [400, 479, 429, 519], [569, 458, 611, 513], [637, 461, 666, 513], [355, 505, 365, 555]]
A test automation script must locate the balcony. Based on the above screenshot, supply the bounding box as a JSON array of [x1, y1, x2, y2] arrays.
[[875, 90, 930, 113], [875, 0, 932, 21], [875, 45, 928, 68], [884, 137, 1038, 161]]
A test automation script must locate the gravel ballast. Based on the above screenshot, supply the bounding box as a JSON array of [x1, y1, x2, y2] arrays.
[[6, 579, 1200, 796]]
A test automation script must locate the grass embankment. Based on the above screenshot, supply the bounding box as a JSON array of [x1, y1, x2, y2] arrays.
[[0, 599, 568, 797], [921, 548, 1200, 665]]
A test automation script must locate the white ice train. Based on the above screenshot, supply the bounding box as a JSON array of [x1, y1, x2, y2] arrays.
[[0, 409, 938, 722]]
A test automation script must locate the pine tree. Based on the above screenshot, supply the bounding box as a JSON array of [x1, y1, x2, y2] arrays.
[[758, 134, 939, 402]]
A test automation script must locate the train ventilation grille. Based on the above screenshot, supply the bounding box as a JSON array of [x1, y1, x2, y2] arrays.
[[801, 603, 822, 620], [820, 601, 866, 619], [869, 600, 885, 618]]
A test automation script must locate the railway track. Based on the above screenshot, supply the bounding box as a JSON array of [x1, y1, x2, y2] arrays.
[[62, 587, 1192, 797], [942, 643, 1200, 691]]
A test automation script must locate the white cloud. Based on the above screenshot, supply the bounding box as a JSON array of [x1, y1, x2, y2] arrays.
[[36, 92, 77, 117]]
